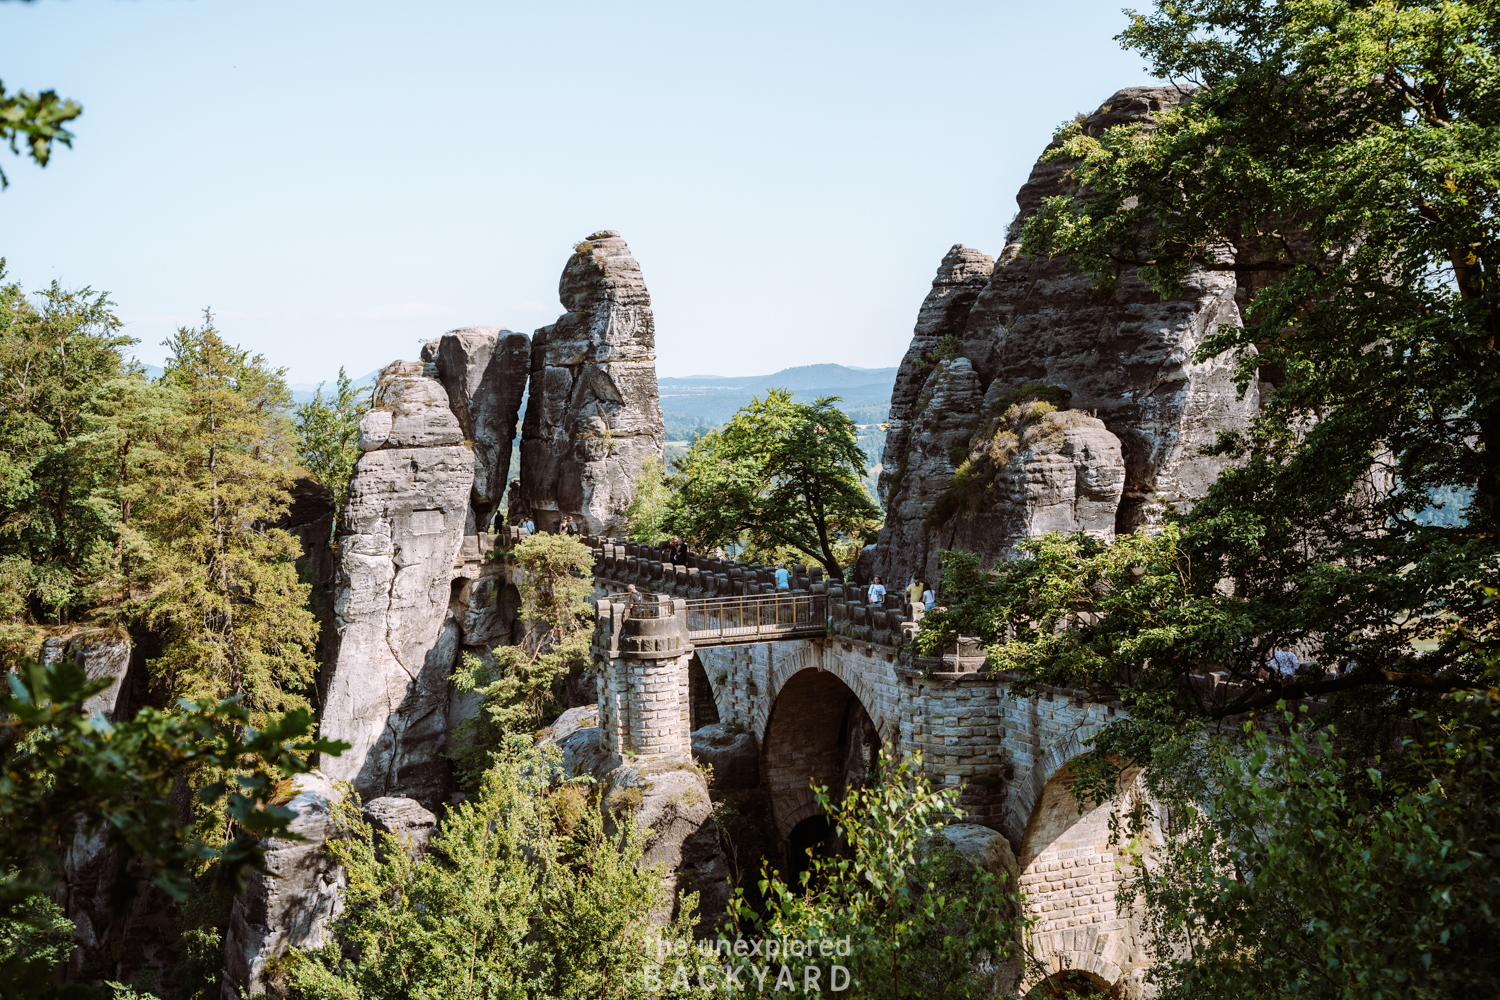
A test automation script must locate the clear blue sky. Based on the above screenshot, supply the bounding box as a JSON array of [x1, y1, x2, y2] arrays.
[[1, 0, 1159, 383]]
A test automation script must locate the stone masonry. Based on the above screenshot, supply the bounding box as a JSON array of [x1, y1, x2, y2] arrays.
[[587, 538, 1146, 991]]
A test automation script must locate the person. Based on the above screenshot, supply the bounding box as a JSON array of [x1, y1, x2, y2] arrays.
[[624, 583, 643, 604], [521, 516, 535, 536], [923, 585, 936, 613], [774, 564, 790, 590], [867, 576, 886, 606], [562, 517, 578, 537], [906, 578, 924, 609]]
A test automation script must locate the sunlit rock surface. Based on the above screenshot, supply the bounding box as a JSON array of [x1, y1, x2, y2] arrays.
[[519, 230, 665, 535]]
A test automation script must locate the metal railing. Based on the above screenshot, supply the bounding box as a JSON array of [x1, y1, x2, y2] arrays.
[[683, 593, 827, 647]]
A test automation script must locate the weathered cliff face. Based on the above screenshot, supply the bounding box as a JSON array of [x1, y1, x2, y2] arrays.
[[875, 86, 1255, 584], [321, 361, 473, 809], [520, 230, 665, 534], [40, 628, 131, 720], [424, 327, 531, 533], [878, 245, 996, 507], [223, 773, 346, 999], [959, 85, 1257, 531], [875, 358, 986, 587]]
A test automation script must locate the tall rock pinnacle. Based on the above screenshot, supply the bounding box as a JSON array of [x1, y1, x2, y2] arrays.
[[519, 230, 666, 534]]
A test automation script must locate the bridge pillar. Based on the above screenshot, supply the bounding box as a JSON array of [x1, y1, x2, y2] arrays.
[[594, 594, 694, 759]]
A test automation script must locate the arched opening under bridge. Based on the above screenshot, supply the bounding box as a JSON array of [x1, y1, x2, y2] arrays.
[[760, 668, 879, 860], [1024, 968, 1114, 997]]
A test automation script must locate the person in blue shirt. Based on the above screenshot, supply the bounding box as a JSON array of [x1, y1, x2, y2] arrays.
[[774, 564, 790, 590]]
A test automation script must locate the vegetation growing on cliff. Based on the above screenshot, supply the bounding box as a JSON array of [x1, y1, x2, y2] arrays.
[[282, 737, 694, 1000], [451, 533, 595, 785]]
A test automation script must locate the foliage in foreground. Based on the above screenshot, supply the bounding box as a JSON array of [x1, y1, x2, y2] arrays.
[[665, 388, 880, 580], [282, 736, 693, 1000], [1002, 0, 1500, 740], [451, 533, 595, 785], [0, 79, 80, 189], [1131, 700, 1500, 1000], [0, 654, 346, 915], [732, 754, 1028, 999]]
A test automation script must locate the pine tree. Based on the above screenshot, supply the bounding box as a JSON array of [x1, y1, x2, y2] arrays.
[[135, 315, 317, 723], [0, 269, 132, 634]]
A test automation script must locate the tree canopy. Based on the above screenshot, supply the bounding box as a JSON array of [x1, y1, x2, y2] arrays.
[[919, 2, 1500, 993], [665, 388, 880, 579], [920, 0, 1500, 748]]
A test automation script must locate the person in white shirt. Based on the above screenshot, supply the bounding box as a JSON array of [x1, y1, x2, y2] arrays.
[[867, 576, 886, 606], [923, 587, 936, 612]]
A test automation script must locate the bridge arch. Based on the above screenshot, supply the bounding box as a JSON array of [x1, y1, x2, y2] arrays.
[[1014, 754, 1154, 994], [760, 667, 880, 841], [1003, 722, 1107, 843]]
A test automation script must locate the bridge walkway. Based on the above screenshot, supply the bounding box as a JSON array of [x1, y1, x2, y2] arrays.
[[637, 592, 828, 647]]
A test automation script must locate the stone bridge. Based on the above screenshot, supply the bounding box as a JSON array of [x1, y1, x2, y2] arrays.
[[578, 535, 1153, 993]]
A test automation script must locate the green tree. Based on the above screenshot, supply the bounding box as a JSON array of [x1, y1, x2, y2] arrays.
[[451, 533, 595, 784], [922, 2, 1500, 992], [0, 270, 133, 633], [665, 389, 880, 580], [1007, 0, 1500, 724], [294, 367, 370, 539], [282, 736, 693, 1000], [0, 893, 76, 999], [733, 753, 1027, 999], [622, 455, 671, 545], [1128, 701, 1500, 1000], [72, 375, 192, 610], [135, 316, 318, 724]]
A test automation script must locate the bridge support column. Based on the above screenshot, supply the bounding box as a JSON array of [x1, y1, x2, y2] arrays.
[[594, 595, 694, 759]]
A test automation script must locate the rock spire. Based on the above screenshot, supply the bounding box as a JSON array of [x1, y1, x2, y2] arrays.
[[519, 230, 666, 534]]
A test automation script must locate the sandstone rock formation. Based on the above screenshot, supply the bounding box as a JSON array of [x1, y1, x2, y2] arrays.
[[362, 795, 438, 859], [603, 759, 730, 933], [878, 245, 996, 508], [690, 723, 759, 790], [875, 86, 1256, 585], [223, 772, 346, 999], [958, 85, 1256, 532], [425, 328, 531, 533], [520, 231, 665, 534], [321, 361, 474, 809], [40, 628, 131, 720]]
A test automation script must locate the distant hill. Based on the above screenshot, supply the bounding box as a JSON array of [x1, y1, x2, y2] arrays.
[[287, 368, 380, 405], [659, 363, 895, 429], [143, 358, 894, 427]]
